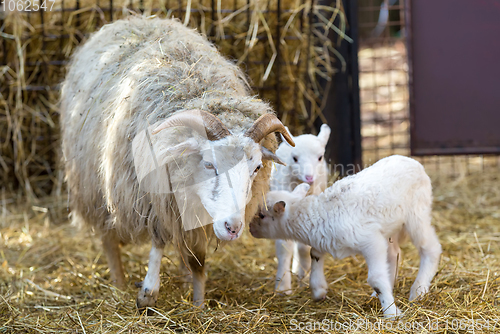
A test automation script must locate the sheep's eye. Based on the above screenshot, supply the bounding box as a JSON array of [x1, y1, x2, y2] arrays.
[[258, 212, 265, 219], [318, 156, 323, 161], [203, 161, 215, 169], [254, 165, 262, 173], [293, 156, 298, 163]]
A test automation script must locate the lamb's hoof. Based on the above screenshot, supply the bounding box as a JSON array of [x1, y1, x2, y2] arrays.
[[371, 290, 377, 298], [275, 280, 293, 296], [409, 285, 429, 301], [276, 289, 293, 296], [135, 281, 143, 288], [383, 306, 403, 320], [312, 289, 327, 302], [136, 287, 158, 313]]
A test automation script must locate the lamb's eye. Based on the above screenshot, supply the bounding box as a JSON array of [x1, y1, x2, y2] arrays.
[[254, 165, 262, 173], [293, 156, 298, 163], [258, 212, 265, 219], [318, 156, 323, 161], [204, 161, 215, 169]]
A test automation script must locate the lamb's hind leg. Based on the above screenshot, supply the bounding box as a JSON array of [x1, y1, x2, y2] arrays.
[[388, 232, 403, 290], [362, 236, 401, 319], [407, 219, 442, 301], [101, 229, 125, 288], [137, 244, 164, 310], [309, 248, 328, 301]]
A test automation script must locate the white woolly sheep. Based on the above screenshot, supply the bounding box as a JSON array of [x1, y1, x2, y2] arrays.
[[270, 124, 330, 293], [60, 16, 294, 310], [250, 155, 442, 318]]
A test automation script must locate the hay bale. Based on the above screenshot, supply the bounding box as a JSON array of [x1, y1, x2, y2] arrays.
[[0, 0, 347, 197]]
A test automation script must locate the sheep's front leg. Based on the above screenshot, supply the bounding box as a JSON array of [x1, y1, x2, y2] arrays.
[[275, 239, 293, 294], [101, 230, 125, 288], [180, 239, 207, 308], [309, 248, 328, 301], [188, 249, 206, 307], [362, 237, 401, 319], [137, 245, 164, 310]]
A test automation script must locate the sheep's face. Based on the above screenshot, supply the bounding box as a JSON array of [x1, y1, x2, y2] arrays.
[[249, 183, 310, 239], [192, 135, 264, 241], [133, 128, 268, 241], [278, 124, 330, 187]]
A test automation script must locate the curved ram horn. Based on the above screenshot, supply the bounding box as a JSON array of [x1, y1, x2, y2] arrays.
[[244, 114, 295, 147], [152, 109, 231, 141]]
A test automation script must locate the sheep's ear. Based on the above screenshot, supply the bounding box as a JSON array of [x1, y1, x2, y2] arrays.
[[317, 124, 331, 146], [273, 201, 286, 215], [292, 183, 310, 198], [261, 146, 286, 166]]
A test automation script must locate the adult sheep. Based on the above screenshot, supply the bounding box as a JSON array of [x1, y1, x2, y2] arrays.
[[60, 16, 294, 310]]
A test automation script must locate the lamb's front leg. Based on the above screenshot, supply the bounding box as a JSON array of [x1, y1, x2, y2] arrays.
[[362, 238, 402, 319], [292, 242, 312, 286], [309, 248, 328, 301], [137, 244, 164, 310], [275, 239, 293, 294]]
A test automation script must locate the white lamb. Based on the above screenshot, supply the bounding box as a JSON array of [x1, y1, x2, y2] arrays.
[[270, 124, 330, 293], [250, 155, 442, 318]]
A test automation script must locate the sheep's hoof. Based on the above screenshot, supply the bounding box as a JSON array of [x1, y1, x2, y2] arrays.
[[135, 281, 143, 288], [193, 299, 205, 309], [136, 287, 159, 311]]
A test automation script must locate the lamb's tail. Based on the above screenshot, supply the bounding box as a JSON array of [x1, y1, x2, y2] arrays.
[[404, 171, 442, 301]]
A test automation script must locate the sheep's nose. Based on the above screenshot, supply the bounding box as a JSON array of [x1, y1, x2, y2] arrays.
[[225, 221, 242, 235], [305, 175, 314, 184]]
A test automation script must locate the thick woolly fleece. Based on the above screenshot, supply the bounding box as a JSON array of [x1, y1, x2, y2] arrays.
[[60, 17, 276, 247]]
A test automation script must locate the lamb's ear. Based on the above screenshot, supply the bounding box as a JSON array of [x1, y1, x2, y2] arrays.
[[261, 146, 286, 166], [273, 201, 286, 215], [292, 183, 310, 199], [317, 124, 331, 146]]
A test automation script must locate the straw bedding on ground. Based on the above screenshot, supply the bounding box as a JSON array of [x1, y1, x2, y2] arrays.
[[1, 170, 499, 333]]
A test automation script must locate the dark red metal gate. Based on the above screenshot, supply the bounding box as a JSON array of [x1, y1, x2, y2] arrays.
[[407, 0, 500, 155]]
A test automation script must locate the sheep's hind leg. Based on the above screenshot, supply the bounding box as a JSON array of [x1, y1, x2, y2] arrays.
[[362, 236, 402, 319], [309, 248, 328, 301], [137, 244, 164, 310], [275, 239, 293, 294], [101, 230, 125, 289]]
